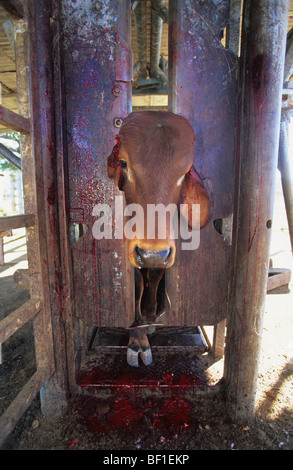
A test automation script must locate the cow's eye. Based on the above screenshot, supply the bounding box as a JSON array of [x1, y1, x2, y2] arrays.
[[119, 160, 127, 169]]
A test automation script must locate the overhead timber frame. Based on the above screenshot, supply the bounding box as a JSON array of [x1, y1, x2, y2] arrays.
[[0, 0, 290, 445]]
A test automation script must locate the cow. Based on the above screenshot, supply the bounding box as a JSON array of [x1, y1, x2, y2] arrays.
[[107, 111, 210, 366]]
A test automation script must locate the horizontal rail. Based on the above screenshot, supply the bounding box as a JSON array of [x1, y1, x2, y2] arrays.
[[0, 214, 35, 232], [0, 105, 30, 134], [0, 299, 42, 344], [0, 369, 49, 448]]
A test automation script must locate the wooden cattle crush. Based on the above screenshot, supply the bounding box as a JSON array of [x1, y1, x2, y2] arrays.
[[0, 0, 291, 446]]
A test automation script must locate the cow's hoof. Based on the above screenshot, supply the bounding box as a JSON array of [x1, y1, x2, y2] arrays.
[[127, 345, 153, 367], [140, 346, 152, 366], [127, 346, 140, 367]]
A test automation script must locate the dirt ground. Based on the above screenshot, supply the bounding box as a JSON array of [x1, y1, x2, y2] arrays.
[[0, 173, 292, 452]]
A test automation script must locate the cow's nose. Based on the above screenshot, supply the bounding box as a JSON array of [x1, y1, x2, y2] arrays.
[[135, 246, 172, 268]]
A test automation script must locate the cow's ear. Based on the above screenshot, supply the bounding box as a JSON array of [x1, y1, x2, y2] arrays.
[[107, 138, 123, 190], [179, 166, 210, 229]]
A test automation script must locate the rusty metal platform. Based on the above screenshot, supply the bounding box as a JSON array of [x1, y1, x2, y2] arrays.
[[76, 327, 217, 398], [90, 326, 208, 350], [73, 329, 220, 435]]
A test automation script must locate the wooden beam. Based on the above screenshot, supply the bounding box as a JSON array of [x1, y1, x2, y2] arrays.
[[0, 0, 24, 19], [0, 369, 50, 448], [0, 299, 42, 344], [212, 319, 226, 358], [267, 267, 291, 292], [0, 105, 30, 134], [0, 214, 35, 232]]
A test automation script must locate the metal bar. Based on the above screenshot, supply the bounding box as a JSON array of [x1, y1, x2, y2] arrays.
[[224, 0, 289, 422], [0, 298, 42, 344], [0, 213, 35, 231], [0, 105, 30, 134], [0, 142, 21, 169], [0, 369, 49, 449], [227, 0, 242, 56]]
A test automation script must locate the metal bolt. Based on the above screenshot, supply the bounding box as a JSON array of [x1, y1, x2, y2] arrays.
[[113, 117, 123, 128], [112, 84, 123, 97]]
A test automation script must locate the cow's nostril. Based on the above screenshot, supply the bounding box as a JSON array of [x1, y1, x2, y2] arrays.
[[135, 246, 171, 268]]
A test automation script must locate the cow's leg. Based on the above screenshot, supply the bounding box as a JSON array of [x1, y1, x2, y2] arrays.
[[127, 268, 167, 367], [127, 268, 152, 366], [141, 268, 165, 322]]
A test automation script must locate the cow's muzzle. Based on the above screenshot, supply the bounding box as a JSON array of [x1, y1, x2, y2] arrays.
[[134, 246, 172, 268]]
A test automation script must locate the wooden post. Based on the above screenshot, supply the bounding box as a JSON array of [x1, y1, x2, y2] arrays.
[[224, 0, 289, 422], [25, 0, 68, 417]]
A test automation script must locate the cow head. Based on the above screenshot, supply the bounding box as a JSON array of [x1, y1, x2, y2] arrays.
[[107, 111, 210, 269]]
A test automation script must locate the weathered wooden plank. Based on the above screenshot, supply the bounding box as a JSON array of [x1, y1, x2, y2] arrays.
[[212, 319, 226, 358], [0, 213, 35, 231], [0, 104, 30, 133], [0, 298, 41, 344], [0, 369, 50, 448], [267, 267, 291, 292]]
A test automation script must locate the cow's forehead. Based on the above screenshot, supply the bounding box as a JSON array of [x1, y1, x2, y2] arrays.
[[119, 111, 195, 138], [118, 111, 195, 170]]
